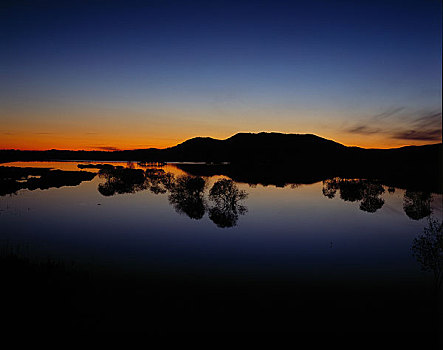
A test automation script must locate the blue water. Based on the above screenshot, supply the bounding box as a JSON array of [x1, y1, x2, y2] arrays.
[[1, 161, 441, 285]]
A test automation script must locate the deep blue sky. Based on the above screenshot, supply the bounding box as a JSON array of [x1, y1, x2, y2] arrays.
[[1, 0, 441, 149]]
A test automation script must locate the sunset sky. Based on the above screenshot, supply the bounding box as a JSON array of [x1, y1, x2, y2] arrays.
[[1, 0, 441, 150]]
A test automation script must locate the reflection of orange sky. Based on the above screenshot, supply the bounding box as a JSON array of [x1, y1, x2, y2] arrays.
[[3, 161, 191, 177]]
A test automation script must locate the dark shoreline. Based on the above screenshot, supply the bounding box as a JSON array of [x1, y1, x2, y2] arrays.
[[2, 132, 441, 194], [1, 244, 439, 338]]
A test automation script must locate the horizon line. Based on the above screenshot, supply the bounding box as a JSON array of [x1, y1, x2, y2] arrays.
[[1, 131, 442, 152]]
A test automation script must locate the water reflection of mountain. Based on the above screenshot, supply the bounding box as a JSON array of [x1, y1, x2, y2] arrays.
[[0, 166, 96, 196], [1, 163, 437, 223], [96, 165, 437, 222], [174, 162, 441, 194], [175, 163, 438, 220], [175, 163, 327, 188]]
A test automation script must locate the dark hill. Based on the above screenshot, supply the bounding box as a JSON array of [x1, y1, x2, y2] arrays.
[[0, 132, 441, 191], [159, 132, 348, 162]]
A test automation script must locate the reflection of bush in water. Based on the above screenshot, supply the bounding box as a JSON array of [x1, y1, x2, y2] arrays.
[[322, 178, 339, 199], [360, 196, 384, 213], [95, 168, 250, 227], [208, 179, 248, 228], [339, 180, 365, 202], [0, 166, 96, 196], [168, 175, 207, 220], [208, 205, 247, 228], [403, 190, 432, 220], [145, 169, 174, 194], [411, 217, 443, 289], [359, 183, 385, 213], [209, 179, 248, 207], [98, 168, 146, 196], [322, 178, 385, 213], [98, 167, 176, 196], [323, 178, 436, 218]]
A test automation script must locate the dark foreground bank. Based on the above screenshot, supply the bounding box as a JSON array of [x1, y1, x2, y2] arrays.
[[2, 248, 440, 343]]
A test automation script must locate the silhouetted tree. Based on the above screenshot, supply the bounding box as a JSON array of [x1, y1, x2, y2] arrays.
[[208, 179, 248, 228], [168, 175, 207, 219], [403, 190, 432, 220], [411, 217, 443, 289]]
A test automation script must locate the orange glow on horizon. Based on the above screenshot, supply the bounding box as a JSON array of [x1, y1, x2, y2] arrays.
[[0, 130, 440, 151], [2, 104, 440, 151]]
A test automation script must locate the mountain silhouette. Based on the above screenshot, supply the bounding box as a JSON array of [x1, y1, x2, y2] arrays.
[[0, 132, 438, 163], [163, 132, 347, 163], [1, 132, 441, 192]]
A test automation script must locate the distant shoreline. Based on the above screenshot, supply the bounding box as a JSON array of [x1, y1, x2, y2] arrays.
[[0, 133, 440, 194]]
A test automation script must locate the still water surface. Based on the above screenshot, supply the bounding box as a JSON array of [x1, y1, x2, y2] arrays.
[[1, 161, 441, 283]]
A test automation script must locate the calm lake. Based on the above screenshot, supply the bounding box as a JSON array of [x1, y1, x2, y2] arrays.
[[1, 161, 442, 336]]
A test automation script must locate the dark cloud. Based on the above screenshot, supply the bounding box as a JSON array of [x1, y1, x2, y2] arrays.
[[345, 108, 442, 142], [393, 111, 442, 141], [345, 125, 381, 135], [391, 129, 441, 141], [93, 146, 121, 151]]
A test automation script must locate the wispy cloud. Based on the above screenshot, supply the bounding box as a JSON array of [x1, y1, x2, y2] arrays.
[[411, 111, 442, 129], [373, 107, 405, 120], [391, 129, 441, 141], [345, 125, 381, 135], [345, 108, 442, 142]]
